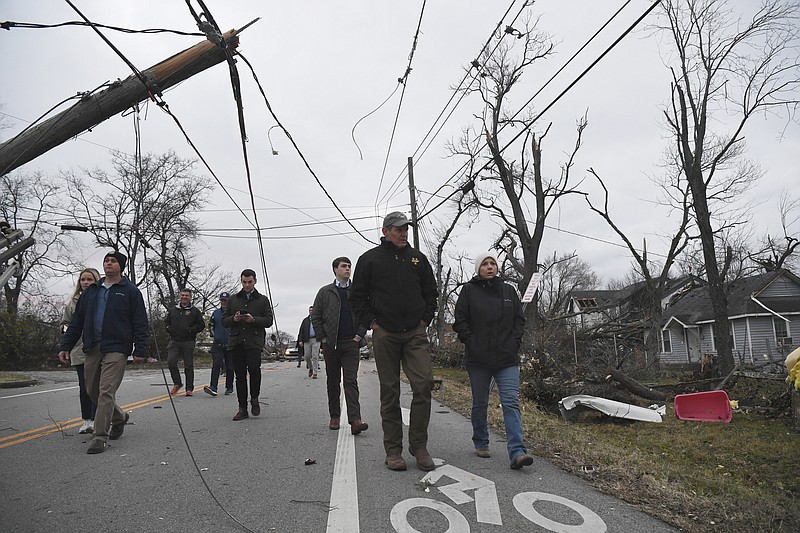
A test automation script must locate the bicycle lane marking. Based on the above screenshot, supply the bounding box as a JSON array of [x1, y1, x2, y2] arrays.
[[326, 393, 360, 533]]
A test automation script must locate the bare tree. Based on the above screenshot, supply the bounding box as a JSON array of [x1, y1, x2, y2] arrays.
[[584, 165, 692, 360], [751, 192, 800, 272], [537, 252, 598, 320], [656, 0, 800, 374], [453, 18, 587, 347], [65, 150, 213, 311], [0, 172, 76, 314], [425, 179, 474, 346]]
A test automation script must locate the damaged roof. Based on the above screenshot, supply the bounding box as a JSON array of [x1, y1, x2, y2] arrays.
[[662, 269, 800, 325]]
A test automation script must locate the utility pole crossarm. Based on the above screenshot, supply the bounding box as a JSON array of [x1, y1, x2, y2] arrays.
[[0, 29, 240, 175]]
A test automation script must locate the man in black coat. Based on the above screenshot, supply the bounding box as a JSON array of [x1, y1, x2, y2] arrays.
[[222, 269, 274, 421], [350, 212, 438, 472], [166, 289, 205, 396]]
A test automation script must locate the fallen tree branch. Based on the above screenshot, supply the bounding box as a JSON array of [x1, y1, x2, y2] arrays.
[[608, 368, 668, 402]]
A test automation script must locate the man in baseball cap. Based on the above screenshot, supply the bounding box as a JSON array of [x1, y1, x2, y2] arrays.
[[205, 291, 233, 396], [382, 211, 414, 228], [350, 213, 438, 472]]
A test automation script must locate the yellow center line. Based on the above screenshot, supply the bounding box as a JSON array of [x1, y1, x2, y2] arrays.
[[0, 384, 209, 450]]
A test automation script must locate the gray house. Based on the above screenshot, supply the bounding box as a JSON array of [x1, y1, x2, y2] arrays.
[[567, 275, 699, 331], [658, 270, 800, 365]]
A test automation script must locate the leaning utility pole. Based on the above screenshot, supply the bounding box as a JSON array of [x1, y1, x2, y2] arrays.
[[0, 29, 241, 176]]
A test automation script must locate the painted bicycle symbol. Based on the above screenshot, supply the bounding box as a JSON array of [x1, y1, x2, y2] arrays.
[[390, 461, 607, 533]]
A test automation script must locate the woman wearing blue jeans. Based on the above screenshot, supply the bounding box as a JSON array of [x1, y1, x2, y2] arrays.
[[452, 252, 533, 469]]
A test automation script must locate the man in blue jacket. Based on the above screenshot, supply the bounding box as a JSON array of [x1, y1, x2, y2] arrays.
[[205, 291, 233, 396], [59, 251, 149, 454]]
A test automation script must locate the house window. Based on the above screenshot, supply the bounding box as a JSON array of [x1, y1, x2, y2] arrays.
[[709, 323, 715, 352], [575, 298, 598, 310], [661, 330, 672, 353], [774, 318, 791, 346]]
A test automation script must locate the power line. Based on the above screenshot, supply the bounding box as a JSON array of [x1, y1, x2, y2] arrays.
[[377, 0, 528, 209], [417, 0, 661, 221], [235, 50, 377, 245], [0, 19, 204, 36], [373, 0, 428, 210]]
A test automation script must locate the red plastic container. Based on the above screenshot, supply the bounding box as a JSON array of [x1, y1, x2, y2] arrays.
[[674, 390, 732, 423]]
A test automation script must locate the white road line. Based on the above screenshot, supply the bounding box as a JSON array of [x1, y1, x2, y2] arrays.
[[0, 386, 78, 399], [401, 406, 410, 427], [326, 394, 360, 533]]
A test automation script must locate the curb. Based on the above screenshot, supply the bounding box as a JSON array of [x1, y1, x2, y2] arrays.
[[0, 380, 39, 389]]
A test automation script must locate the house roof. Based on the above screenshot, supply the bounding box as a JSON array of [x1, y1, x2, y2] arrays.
[[569, 275, 700, 313], [662, 269, 800, 325]]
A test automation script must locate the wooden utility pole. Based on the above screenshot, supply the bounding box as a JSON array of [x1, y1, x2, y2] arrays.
[[408, 156, 419, 249], [0, 29, 241, 175]]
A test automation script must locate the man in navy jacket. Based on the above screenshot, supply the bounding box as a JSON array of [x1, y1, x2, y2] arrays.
[[59, 251, 149, 454]]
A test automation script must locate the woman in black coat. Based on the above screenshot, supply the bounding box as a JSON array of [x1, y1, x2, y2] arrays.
[[452, 251, 533, 469]]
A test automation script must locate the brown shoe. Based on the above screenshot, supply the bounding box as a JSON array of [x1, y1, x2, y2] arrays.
[[350, 419, 368, 435], [250, 400, 260, 416], [410, 447, 436, 471], [329, 418, 340, 430], [232, 408, 249, 421], [510, 453, 534, 469], [476, 448, 491, 458], [385, 453, 407, 471]]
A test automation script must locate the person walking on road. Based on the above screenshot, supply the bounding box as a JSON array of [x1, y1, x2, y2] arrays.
[[452, 251, 533, 469], [298, 306, 321, 379], [205, 291, 233, 396], [58, 251, 149, 454], [59, 267, 101, 434], [223, 269, 274, 421], [350, 212, 438, 472], [166, 289, 205, 397], [312, 256, 369, 434]]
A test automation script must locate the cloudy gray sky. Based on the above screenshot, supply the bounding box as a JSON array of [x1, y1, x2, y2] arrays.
[[1, 0, 797, 333]]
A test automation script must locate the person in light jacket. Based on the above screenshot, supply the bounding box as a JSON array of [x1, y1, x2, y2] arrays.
[[59, 267, 101, 434], [452, 251, 533, 469]]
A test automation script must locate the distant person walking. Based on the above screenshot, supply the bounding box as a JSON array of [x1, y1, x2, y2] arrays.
[[59, 267, 101, 434], [223, 269, 274, 421], [58, 251, 149, 454], [452, 251, 533, 469], [350, 212, 438, 472], [166, 289, 205, 397], [298, 306, 320, 379], [312, 256, 369, 434], [205, 291, 233, 396]]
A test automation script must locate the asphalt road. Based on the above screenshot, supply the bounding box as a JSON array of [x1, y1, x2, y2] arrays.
[[0, 359, 676, 532]]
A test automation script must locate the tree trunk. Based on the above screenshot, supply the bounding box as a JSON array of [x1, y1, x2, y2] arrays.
[[609, 368, 668, 402]]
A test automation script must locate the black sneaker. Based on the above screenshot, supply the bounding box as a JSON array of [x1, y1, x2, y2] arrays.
[[109, 413, 129, 440], [87, 439, 108, 454], [203, 386, 217, 397]]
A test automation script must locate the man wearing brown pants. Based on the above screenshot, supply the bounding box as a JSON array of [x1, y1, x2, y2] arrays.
[[350, 212, 438, 471], [59, 251, 149, 454]]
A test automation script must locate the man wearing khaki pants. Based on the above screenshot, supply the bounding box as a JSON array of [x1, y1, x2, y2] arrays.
[[350, 212, 438, 472], [59, 251, 149, 454]]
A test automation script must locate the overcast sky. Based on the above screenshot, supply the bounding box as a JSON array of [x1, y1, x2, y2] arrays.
[[1, 0, 797, 335]]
